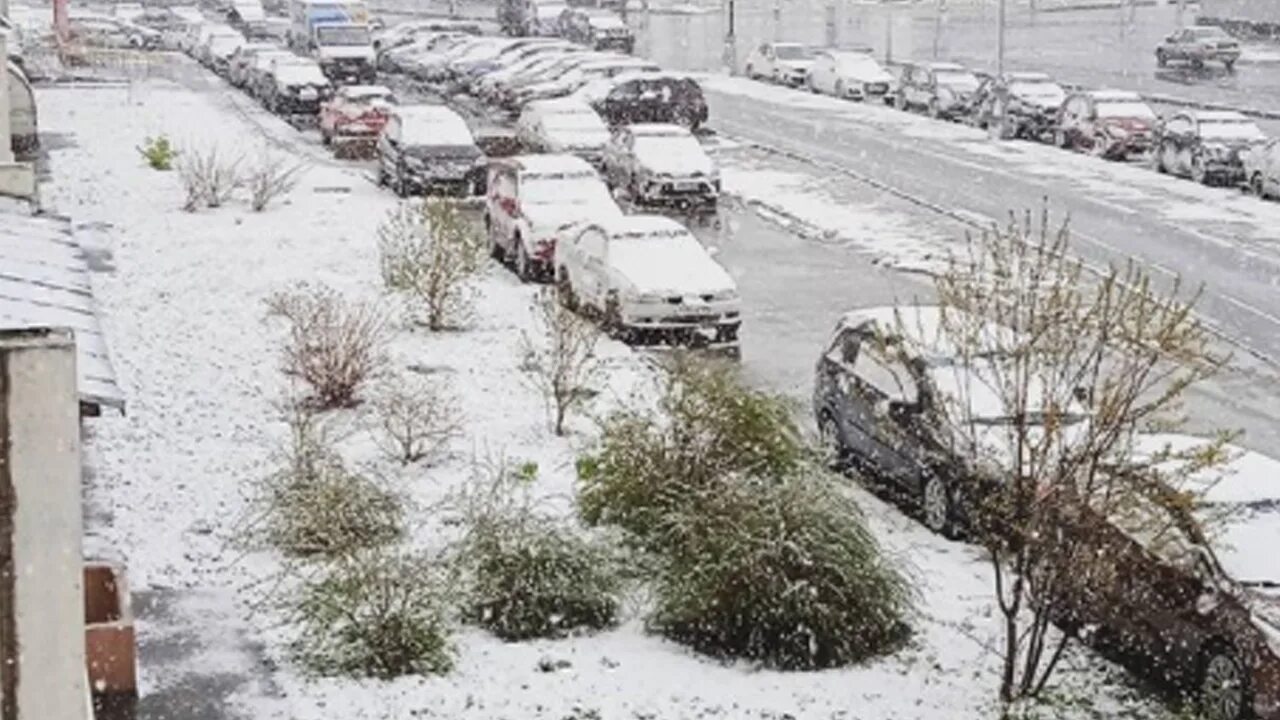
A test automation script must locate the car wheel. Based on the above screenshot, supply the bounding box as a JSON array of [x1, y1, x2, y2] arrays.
[[1251, 173, 1268, 199], [1054, 128, 1069, 149], [1224, 58, 1236, 71], [1192, 156, 1211, 185], [321, 129, 331, 146], [515, 240, 535, 282], [1089, 135, 1110, 158], [745, 63, 755, 80], [1156, 49, 1167, 67], [1199, 645, 1249, 720], [921, 474, 958, 538], [928, 99, 941, 119], [1156, 143, 1170, 174], [393, 170, 409, 198], [603, 294, 629, 342], [557, 271, 578, 311], [894, 92, 907, 111], [375, 166, 387, 187], [834, 80, 846, 99], [817, 412, 845, 469]]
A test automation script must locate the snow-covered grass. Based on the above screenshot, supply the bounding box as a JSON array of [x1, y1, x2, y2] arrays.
[[41, 70, 1179, 720]]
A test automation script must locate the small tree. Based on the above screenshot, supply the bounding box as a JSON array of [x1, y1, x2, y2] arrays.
[[378, 199, 488, 331], [291, 547, 454, 679], [908, 209, 1231, 709], [246, 150, 306, 212], [368, 375, 462, 465], [137, 135, 177, 171], [265, 283, 388, 409], [520, 289, 605, 436]]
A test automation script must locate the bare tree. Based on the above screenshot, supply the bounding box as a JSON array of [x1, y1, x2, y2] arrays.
[[246, 150, 306, 212], [520, 289, 604, 436], [176, 145, 242, 211], [265, 283, 389, 409], [368, 375, 462, 465], [378, 199, 488, 331], [898, 208, 1232, 709]]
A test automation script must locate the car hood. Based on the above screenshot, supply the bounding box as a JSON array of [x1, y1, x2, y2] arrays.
[[317, 45, 374, 61], [525, 201, 622, 231], [842, 67, 894, 84], [611, 238, 735, 297], [637, 150, 715, 176], [777, 59, 814, 72]]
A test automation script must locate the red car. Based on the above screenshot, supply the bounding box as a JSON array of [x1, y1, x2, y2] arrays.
[[1055, 89, 1158, 161], [319, 85, 397, 158]]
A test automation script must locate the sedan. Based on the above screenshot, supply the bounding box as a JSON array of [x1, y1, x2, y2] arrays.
[[805, 49, 894, 102], [1244, 138, 1280, 199], [1156, 25, 1241, 70], [1155, 110, 1268, 186]]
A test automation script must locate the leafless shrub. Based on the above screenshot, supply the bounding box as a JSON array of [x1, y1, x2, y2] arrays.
[[247, 150, 307, 212], [519, 288, 605, 436], [176, 145, 242, 211], [368, 375, 462, 465], [265, 283, 389, 409], [378, 199, 487, 331]]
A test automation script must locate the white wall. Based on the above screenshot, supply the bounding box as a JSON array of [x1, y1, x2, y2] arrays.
[[0, 328, 90, 720]]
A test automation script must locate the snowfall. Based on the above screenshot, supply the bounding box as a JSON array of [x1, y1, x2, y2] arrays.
[[34, 69, 1278, 720]]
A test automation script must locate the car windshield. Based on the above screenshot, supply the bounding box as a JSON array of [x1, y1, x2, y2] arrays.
[[774, 44, 812, 60], [1200, 120, 1266, 141], [316, 25, 370, 46], [520, 174, 611, 204], [634, 134, 703, 158], [1189, 27, 1230, 40], [1097, 101, 1156, 119], [936, 71, 978, 89]]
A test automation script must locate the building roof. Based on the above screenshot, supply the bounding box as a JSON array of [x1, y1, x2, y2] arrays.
[[0, 211, 124, 413]]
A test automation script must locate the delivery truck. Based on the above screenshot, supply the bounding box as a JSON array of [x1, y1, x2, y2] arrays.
[[288, 0, 376, 84]]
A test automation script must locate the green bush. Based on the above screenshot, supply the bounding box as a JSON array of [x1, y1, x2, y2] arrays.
[[649, 468, 913, 670], [291, 549, 454, 679], [137, 135, 177, 171]]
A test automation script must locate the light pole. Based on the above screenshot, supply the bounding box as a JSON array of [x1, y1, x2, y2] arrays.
[[997, 0, 1007, 74], [723, 0, 737, 74]]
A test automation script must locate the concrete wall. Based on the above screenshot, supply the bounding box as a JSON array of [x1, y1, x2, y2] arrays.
[[1199, 0, 1280, 23], [0, 328, 90, 720]]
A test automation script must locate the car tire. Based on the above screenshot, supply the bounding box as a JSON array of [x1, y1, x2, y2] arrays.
[[928, 99, 941, 119], [745, 63, 755, 80], [817, 412, 846, 469], [1156, 49, 1167, 67], [515, 239, 535, 282], [1192, 156, 1211, 185], [604, 294, 629, 342], [557, 271, 578, 311], [1224, 59, 1236, 71], [835, 80, 846, 99], [921, 474, 959, 538], [1054, 128, 1069, 149], [1198, 643, 1250, 720], [321, 130, 331, 147], [393, 169, 409, 198], [376, 166, 387, 187], [1156, 143, 1170, 174], [894, 92, 907, 111], [1251, 173, 1268, 199]]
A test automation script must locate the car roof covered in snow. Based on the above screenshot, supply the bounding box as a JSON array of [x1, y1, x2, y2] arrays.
[[924, 61, 966, 71], [837, 305, 1010, 358], [395, 105, 475, 145], [1088, 88, 1143, 101], [1005, 71, 1052, 82], [524, 97, 595, 115], [589, 214, 691, 239], [627, 123, 691, 138], [339, 84, 392, 99], [498, 153, 596, 177], [1187, 109, 1251, 123]]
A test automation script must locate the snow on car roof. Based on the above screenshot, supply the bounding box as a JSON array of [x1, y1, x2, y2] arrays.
[[1006, 71, 1052, 82], [593, 214, 690, 239], [586, 14, 626, 29], [838, 305, 1013, 359], [926, 61, 966, 71], [340, 84, 392, 98], [275, 63, 327, 84], [395, 105, 474, 145], [628, 123, 691, 138], [504, 153, 596, 177], [1089, 89, 1142, 101], [1191, 109, 1250, 123]]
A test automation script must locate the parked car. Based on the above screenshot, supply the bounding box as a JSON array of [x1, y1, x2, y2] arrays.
[[373, 19, 480, 52], [402, 36, 504, 82], [376, 104, 486, 197], [474, 48, 581, 103], [379, 32, 465, 73], [516, 98, 610, 167], [246, 49, 300, 98], [205, 32, 247, 75], [805, 49, 894, 102], [554, 215, 741, 354], [262, 58, 332, 115], [454, 38, 574, 88], [894, 61, 980, 119], [744, 41, 814, 87], [1055, 434, 1280, 720], [1243, 137, 1280, 199], [491, 51, 605, 107], [1055, 89, 1158, 160], [513, 56, 659, 105], [1155, 110, 1268, 185], [575, 70, 708, 129], [1156, 25, 1241, 70], [320, 84, 396, 156], [558, 8, 633, 53], [484, 154, 622, 281], [602, 123, 718, 208], [66, 15, 161, 50], [228, 43, 282, 88], [194, 25, 242, 65], [973, 71, 1066, 141]]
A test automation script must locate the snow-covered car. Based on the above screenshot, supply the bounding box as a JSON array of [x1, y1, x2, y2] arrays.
[[1156, 25, 1241, 70], [373, 19, 480, 52], [474, 48, 582, 103], [558, 8, 633, 54], [379, 32, 465, 74], [376, 105, 486, 197], [602, 123, 718, 207], [744, 41, 815, 87], [484, 154, 622, 281], [973, 71, 1067, 141], [1055, 89, 1158, 160], [320, 84, 397, 155], [262, 59, 333, 115], [228, 43, 282, 88], [205, 32, 246, 75], [575, 71, 708, 129], [66, 15, 162, 50], [193, 25, 241, 65], [246, 49, 300, 99], [458, 39, 576, 89], [489, 51, 604, 108], [417, 36, 516, 83], [805, 49, 894, 102], [1243, 137, 1280, 199], [895, 61, 980, 119], [513, 56, 659, 106], [554, 215, 741, 354], [516, 98, 610, 167], [1155, 110, 1269, 186]]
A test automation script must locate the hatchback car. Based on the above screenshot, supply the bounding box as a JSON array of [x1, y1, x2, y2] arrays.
[[1156, 110, 1268, 186], [1056, 89, 1158, 160], [894, 61, 980, 120], [805, 49, 894, 102], [576, 71, 709, 129], [744, 41, 815, 87], [602, 123, 719, 208], [516, 98, 610, 167], [1243, 138, 1280, 199], [973, 71, 1066, 141], [376, 105, 486, 197], [1156, 25, 1241, 70]]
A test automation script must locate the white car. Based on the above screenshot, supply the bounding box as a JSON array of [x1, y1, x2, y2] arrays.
[[206, 32, 246, 75], [515, 98, 610, 168], [602, 123, 719, 207], [554, 214, 741, 354], [1243, 137, 1280, 199], [744, 42, 815, 87], [806, 49, 894, 102], [111, 3, 146, 22], [474, 49, 580, 102], [485, 154, 623, 281], [515, 57, 660, 105], [194, 25, 241, 65]]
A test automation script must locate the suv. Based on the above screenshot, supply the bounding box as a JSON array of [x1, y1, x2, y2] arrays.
[[1055, 89, 1158, 160], [894, 61, 980, 120], [602, 123, 719, 208], [973, 71, 1066, 141], [744, 42, 815, 87], [558, 8, 633, 53], [515, 98, 610, 168], [1156, 25, 1241, 70], [484, 154, 622, 281], [577, 71, 709, 130], [1243, 138, 1280, 199], [1155, 110, 1268, 186], [376, 105, 486, 197], [554, 215, 741, 354]]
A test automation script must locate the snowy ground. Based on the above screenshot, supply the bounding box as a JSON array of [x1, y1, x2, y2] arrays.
[[39, 66, 1194, 720]]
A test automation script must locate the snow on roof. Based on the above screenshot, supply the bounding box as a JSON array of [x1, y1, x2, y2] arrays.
[[1192, 109, 1250, 122], [0, 212, 124, 412], [395, 105, 474, 145], [339, 84, 392, 98], [1089, 89, 1142, 101], [592, 213, 689, 238], [838, 305, 1012, 358], [926, 61, 966, 71], [586, 14, 626, 28], [628, 122, 690, 137], [504, 153, 595, 176], [1133, 434, 1280, 506]]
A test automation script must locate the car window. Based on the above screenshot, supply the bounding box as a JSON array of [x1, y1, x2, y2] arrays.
[[853, 345, 918, 403]]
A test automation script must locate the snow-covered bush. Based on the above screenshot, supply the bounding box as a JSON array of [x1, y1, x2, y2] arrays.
[[176, 144, 242, 211], [246, 404, 402, 557], [378, 199, 487, 331], [368, 374, 461, 465], [577, 357, 807, 545], [246, 150, 306, 212], [648, 467, 913, 669], [265, 283, 388, 409], [520, 289, 604, 436], [291, 547, 454, 679], [450, 461, 621, 641]]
